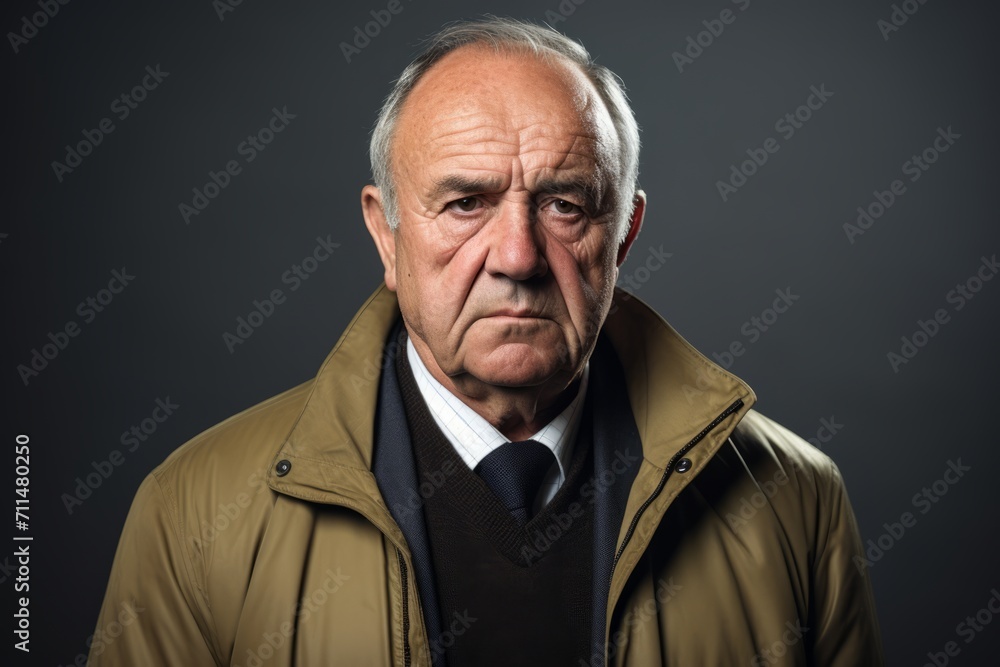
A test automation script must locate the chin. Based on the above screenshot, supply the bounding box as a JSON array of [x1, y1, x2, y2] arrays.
[[465, 342, 566, 388]]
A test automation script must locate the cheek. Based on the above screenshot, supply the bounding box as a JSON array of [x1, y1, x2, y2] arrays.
[[550, 231, 617, 301], [547, 233, 619, 348], [393, 230, 471, 335], [596, 243, 621, 294], [392, 242, 428, 331], [407, 223, 488, 303]]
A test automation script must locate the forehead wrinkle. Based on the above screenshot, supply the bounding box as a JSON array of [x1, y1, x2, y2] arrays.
[[422, 103, 600, 161], [520, 130, 605, 187], [424, 112, 515, 144], [396, 47, 624, 212], [422, 123, 521, 165], [520, 136, 600, 165], [515, 111, 612, 178], [530, 84, 620, 187]]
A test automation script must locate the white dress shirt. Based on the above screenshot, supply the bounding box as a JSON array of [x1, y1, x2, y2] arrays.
[[406, 337, 590, 511]]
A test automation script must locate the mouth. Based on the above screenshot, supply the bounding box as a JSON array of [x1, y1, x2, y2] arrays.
[[486, 309, 543, 318], [482, 306, 549, 320]]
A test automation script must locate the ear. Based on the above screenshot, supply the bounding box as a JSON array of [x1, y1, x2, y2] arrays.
[[616, 189, 646, 267], [362, 184, 398, 291]]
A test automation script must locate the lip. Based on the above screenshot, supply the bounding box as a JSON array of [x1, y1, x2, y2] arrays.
[[487, 310, 541, 318]]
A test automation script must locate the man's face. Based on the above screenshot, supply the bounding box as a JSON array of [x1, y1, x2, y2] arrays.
[[365, 47, 643, 393]]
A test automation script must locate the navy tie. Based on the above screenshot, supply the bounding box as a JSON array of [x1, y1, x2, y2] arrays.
[[475, 440, 555, 526]]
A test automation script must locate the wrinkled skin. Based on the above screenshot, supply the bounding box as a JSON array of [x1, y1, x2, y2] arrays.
[[363, 46, 645, 439]]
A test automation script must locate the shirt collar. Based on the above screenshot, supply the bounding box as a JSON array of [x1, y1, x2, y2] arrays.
[[405, 336, 589, 484]]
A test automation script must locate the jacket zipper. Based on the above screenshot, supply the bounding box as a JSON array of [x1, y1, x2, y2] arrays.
[[607, 397, 745, 587], [395, 547, 412, 667]]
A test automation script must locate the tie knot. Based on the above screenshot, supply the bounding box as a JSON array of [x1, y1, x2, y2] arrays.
[[475, 440, 555, 526]]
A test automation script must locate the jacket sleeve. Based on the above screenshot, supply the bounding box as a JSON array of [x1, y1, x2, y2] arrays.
[[809, 459, 885, 666], [87, 472, 221, 666]]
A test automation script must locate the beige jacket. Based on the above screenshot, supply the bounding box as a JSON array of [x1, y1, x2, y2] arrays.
[[88, 285, 884, 666]]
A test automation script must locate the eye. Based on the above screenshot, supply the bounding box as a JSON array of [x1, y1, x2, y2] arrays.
[[546, 199, 582, 215], [447, 197, 482, 213]]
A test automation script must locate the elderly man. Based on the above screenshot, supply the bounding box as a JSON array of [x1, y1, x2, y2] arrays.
[[89, 17, 884, 667]]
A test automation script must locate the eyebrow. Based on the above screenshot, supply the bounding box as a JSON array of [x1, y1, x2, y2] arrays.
[[427, 174, 609, 213], [533, 176, 607, 214], [427, 175, 506, 203]]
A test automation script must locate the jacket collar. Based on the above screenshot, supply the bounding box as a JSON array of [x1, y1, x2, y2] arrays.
[[267, 284, 756, 507], [602, 291, 756, 466]]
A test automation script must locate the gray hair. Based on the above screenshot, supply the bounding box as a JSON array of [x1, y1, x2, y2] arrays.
[[368, 16, 641, 243]]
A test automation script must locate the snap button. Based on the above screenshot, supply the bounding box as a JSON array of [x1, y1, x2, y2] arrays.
[[275, 459, 292, 476], [676, 458, 692, 473]]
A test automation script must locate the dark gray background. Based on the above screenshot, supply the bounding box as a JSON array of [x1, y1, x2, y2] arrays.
[[4, 0, 999, 664]]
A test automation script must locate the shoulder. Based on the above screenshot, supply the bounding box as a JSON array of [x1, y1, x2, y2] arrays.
[[132, 379, 315, 560], [720, 410, 852, 547], [96, 379, 317, 663], [729, 409, 842, 492], [151, 380, 313, 495]]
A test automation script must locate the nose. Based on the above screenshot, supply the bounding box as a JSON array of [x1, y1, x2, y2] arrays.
[[484, 203, 548, 282]]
